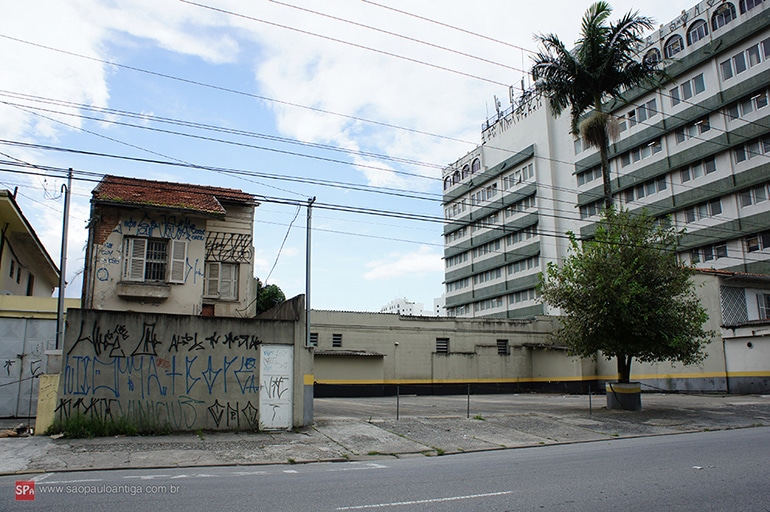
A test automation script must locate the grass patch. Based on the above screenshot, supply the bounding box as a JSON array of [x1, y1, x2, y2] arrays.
[[473, 414, 486, 421], [46, 413, 172, 439]]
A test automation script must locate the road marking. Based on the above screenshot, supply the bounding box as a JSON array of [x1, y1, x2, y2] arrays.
[[327, 463, 388, 473], [283, 469, 298, 474], [42, 478, 103, 485], [336, 490, 515, 510], [124, 474, 171, 480]]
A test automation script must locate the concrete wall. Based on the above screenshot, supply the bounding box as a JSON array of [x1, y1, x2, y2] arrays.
[[310, 311, 590, 394], [56, 304, 310, 431]]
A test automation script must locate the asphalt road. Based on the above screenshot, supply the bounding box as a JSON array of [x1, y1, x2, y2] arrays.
[[3, 426, 769, 511]]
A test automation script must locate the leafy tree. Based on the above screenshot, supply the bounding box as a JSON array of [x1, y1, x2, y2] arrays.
[[538, 209, 713, 383], [531, 1, 661, 209], [256, 279, 286, 314]]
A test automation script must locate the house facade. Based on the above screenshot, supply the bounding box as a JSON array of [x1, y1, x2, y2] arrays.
[[0, 189, 59, 297], [442, 0, 770, 319], [81, 175, 258, 317], [0, 188, 72, 418]]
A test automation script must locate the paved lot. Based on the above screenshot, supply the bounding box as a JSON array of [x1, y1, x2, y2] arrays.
[[1, 393, 769, 475]]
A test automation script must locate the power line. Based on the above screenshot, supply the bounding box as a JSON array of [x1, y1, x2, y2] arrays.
[[0, 33, 478, 147], [360, 0, 537, 55], [268, 0, 521, 72], [179, 0, 513, 87]]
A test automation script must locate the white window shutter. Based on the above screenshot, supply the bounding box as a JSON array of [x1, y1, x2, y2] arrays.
[[169, 241, 187, 283], [124, 238, 146, 281], [205, 262, 220, 296], [220, 263, 234, 299]]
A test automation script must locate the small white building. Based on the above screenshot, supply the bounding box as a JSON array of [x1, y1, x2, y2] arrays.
[[380, 297, 425, 316]]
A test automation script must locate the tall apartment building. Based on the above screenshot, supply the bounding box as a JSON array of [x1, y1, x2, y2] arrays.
[[443, 0, 770, 319]]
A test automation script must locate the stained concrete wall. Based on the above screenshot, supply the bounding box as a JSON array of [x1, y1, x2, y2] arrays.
[[55, 302, 311, 431]]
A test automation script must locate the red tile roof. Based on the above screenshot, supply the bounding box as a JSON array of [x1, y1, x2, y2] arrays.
[[92, 175, 256, 216]]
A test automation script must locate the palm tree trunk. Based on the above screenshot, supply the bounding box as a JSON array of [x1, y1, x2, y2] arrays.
[[599, 129, 613, 210]]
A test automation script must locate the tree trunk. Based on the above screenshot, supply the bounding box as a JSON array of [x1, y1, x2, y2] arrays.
[[599, 128, 613, 210], [616, 355, 632, 383]]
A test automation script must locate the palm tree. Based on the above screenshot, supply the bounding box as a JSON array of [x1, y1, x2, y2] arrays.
[[531, 1, 660, 210]]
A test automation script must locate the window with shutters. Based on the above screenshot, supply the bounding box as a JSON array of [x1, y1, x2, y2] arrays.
[[123, 237, 187, 283], [204, 262, 239, 300]]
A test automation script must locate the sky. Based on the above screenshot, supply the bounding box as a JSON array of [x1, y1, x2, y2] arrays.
[[0, 0, 694, 312]]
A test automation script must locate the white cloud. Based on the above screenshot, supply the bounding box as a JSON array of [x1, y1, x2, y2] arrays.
[[364, 245, 442, 281]]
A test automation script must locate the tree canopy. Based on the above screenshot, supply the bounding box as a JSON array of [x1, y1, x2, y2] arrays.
[[531, 1, 661, 208], [256, 279, 286, 315], [538, 209, 713, 383]]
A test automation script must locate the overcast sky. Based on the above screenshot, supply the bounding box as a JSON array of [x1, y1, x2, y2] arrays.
[[0, 0, 693, 311]]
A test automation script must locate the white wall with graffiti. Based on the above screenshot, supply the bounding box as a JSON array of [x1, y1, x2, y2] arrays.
[[56, 308, 310, 431]]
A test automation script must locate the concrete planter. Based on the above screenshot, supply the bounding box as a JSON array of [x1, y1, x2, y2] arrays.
[[605, 382, 642, 411]]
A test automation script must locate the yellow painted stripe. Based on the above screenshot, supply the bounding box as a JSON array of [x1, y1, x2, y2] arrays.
[[303, 374, 315, 385], [605, 383, 641, 394]]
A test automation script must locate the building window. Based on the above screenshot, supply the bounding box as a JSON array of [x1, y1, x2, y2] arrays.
[[497, 339, 509, 355], [746, 231, 770, 252], [680, 157, 717, 182], [727, 90, 769, 120], [9, 259, 14, 278], [712, 3, 737, 30], [683, 199, 722, 223], [739, 183, 768, 207], [577, 166, 603, 187], [625, 176, 667, 203], [580, 199, 604, 219], [509, 288, 537, 305], [308, 332, 318, 347], [721, 39, 769, 80], [26, 274, 34, 296], [675, 116, 710, 143], [734, 135, 770, 163], [758, 293, 770, 320], [204, 262, 238, 300], [123, 238, 186, 283], [332, 333, 342, 348], [436, 338, 449, 354], [471, 158, 481, 173], [687, 20, 708, 46], [670, 74, 705, 106], [664, 35, 684, 59], [644, 48, 661, 66], [739, 0, 764, 14]]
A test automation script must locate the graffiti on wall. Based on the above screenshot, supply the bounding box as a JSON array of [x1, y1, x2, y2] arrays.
[[205, 232, 253, 263], [59, 311, 294, 431]]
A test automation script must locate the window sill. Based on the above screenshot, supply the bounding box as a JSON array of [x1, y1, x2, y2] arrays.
[[117, 282, 170, 301]]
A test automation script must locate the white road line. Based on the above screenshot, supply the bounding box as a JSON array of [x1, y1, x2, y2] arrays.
[[336, 490, 515, 510], [41, 478, 104, 485]]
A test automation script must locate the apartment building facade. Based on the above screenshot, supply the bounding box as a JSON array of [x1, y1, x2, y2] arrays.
[[443, 0, 770, 319]]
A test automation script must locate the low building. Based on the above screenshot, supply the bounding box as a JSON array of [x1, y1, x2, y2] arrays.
[[81, 175, 258, 317], [311, 268, 770, 395]]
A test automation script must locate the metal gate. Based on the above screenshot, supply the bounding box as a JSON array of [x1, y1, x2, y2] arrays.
[[0, 317, 55, 418]]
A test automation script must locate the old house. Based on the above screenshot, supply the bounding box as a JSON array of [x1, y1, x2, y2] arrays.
[[0, 189, 79, 418], [81, 175, 258, 317]]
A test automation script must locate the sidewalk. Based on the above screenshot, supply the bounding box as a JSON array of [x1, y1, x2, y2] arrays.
[[1, 393, 768, 475]]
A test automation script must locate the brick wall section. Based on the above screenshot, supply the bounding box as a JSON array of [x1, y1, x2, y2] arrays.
[[93, 206, 122, 245]]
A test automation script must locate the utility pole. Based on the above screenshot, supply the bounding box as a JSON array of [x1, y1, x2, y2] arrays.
[[305, 196, 316, 347], [55, 169, 72, 350]]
